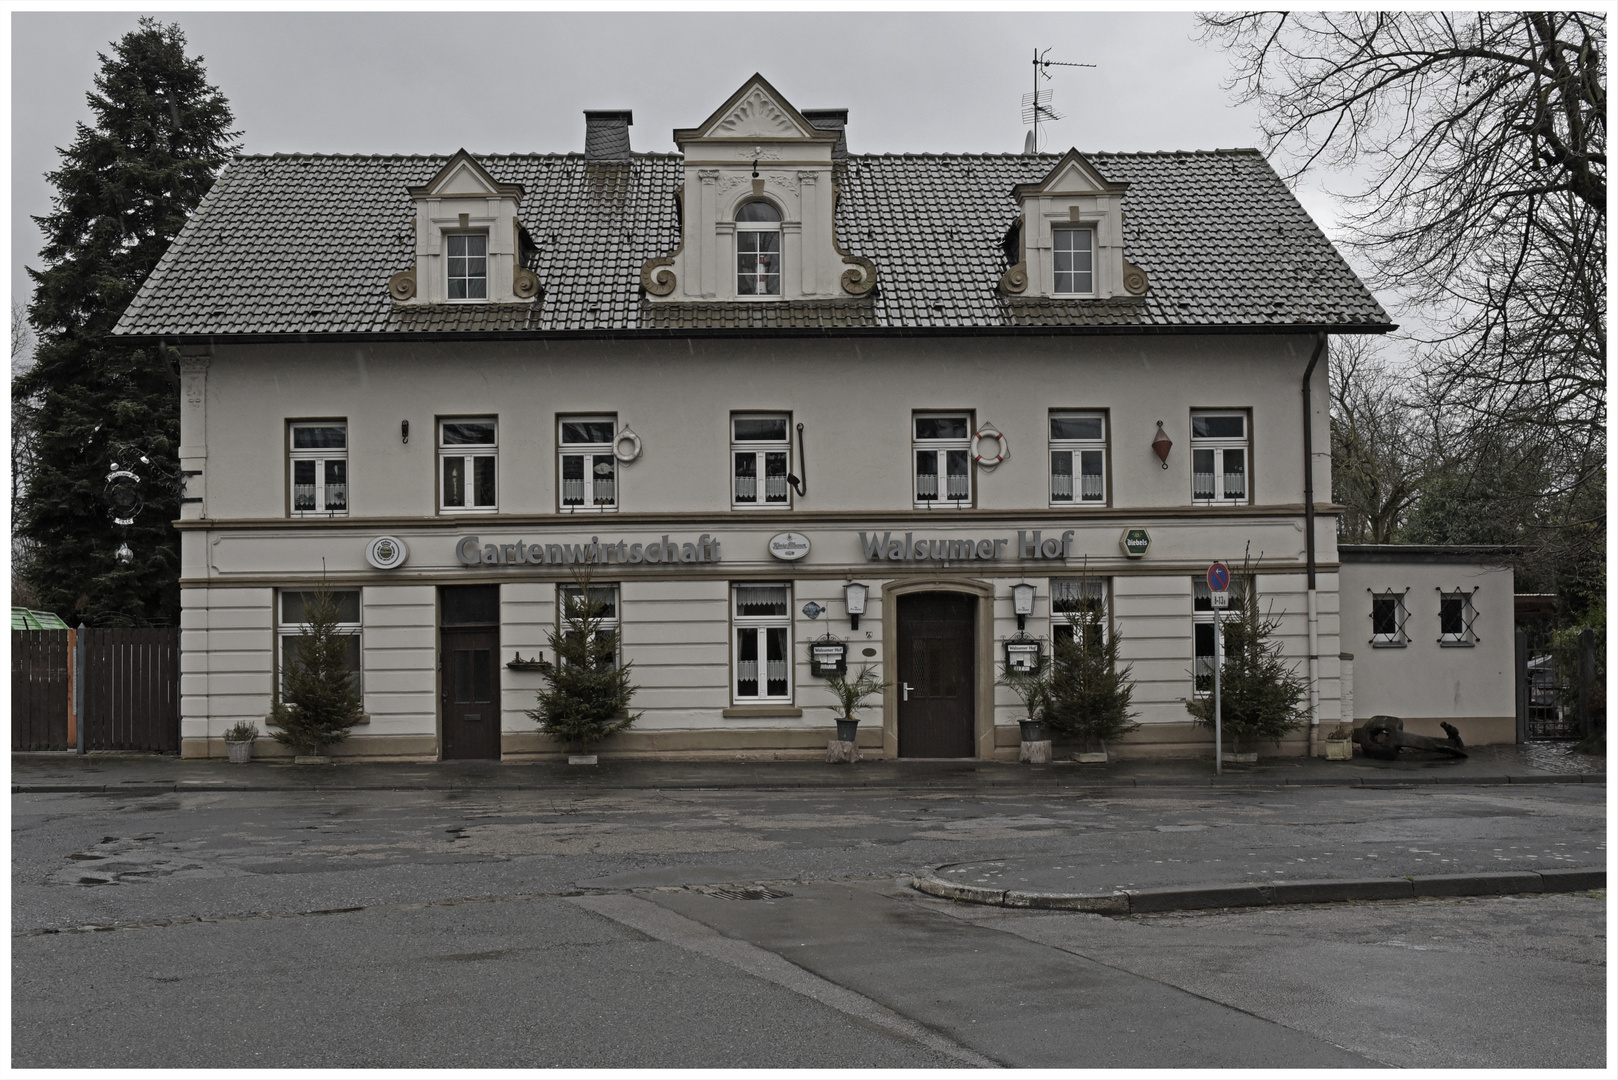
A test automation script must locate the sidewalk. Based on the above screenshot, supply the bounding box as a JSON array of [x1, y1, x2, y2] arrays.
[[11, 742, 1605, 793]]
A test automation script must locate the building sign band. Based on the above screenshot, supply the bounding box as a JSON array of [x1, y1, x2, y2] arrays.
[[457, 534, 721, 567], [859, 530, 1075, 562]]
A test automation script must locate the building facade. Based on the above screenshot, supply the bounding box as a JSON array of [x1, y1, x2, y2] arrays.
[[113, 75, 1447, 762]]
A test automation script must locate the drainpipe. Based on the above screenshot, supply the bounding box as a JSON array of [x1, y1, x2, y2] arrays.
[[1302, 332, 1326, 757]]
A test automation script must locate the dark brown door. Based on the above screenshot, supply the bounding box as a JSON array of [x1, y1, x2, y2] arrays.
[[441, 629, 500, 759], [897, 592, 977, 758]]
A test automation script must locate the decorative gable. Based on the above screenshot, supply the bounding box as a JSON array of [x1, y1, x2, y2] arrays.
[[389, 150, 540, 305], [1000, 148, 1148, 300], [645, 75, 875, 303]]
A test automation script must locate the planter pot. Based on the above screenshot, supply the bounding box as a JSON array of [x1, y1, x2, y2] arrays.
[[835, 718, 859, 743], [1018, 719, 1044, 742], [1324, 738, 1354, 760], [1074, 751, 1108, 764], [224, 739, 254, 764], [1220, 751, 1259, 764]]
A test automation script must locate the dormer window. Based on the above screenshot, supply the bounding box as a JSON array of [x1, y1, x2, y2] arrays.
[[736, 201, 782, 296], [446, 234, 488, 300], [1052, 226, 1094, 295]]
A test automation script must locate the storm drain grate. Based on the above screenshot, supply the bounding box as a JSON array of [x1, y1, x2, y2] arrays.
[[706, 885, 792, 901]]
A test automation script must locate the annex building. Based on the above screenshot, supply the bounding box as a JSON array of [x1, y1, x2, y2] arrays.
[[111, 75, 1516, 762]]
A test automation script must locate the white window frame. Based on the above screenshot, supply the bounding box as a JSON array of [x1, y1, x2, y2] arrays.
[[1437, 588, 1479, 646], [912, 412, 973, 508], [1051, 578, 1107, 648], [1052, 225, 1095, 296], [731, 413, 792, 509], [277, 589, 362, 696], [732, 583, 792, 704], [558, 583, 621, 668], [289, 421, 348, 517], [558, 415, 618, 512], [438, 418, 498, 513], [1048, 411, 1107, 507], [1190, 410, 1251, 506], [1369, 588, 1410, 647], [734, 201, 782, 298], [1192, 577, 1246, 692], [445, 231, 488, 301]]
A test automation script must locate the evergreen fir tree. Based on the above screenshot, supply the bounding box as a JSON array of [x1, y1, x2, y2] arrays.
[[16, 18, 238, 626], [1046, 578, 1138, 753], [270, 588, 363, 756], [1185, 569, 1309, 753], [528, 571, 640, 751]]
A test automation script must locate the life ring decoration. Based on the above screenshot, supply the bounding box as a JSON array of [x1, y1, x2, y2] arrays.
[[972, 423, 1009, 469], [613, 426, 643, 464]]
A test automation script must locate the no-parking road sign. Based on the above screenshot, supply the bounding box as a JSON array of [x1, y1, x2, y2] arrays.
[[1208, 562, 1230, 607]]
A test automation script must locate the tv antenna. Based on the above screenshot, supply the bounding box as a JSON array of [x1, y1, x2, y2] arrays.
[[1023, 47, 1095, 153]]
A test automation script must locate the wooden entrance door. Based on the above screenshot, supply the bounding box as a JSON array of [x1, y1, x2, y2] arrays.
[[441, 629, 500, 759], [896, 592, 977, 758]]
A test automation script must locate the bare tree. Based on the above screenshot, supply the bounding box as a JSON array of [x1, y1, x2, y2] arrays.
[[1329, 337, 1429, 544], [1198, 11, 1604, 449]]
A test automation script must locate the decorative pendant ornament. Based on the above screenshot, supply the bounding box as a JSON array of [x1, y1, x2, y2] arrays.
[[1152, 421, 1173, 469], [114, 542, 134, 566], [613, 426, 643, 463], [972, 422, 1010, 469]]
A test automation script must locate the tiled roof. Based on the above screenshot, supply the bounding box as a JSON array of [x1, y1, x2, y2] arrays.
[[114, 150, 1391, 338]]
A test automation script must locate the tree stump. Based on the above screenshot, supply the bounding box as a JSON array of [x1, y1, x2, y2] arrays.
[[826, 739, 860, 763], [1019, 740, 1052, 764]]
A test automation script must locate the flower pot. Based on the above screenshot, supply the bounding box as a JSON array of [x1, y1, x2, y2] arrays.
[[1324, 738, 1354, 761], [1074, 751, 1108, 764], [835, 718, 859, 743], [1018, 719, 1044, 742], [225, 739, 254, 764]]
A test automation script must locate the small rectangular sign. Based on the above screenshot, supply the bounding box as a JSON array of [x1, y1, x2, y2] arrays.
[[1210, 591, 1229, 609]]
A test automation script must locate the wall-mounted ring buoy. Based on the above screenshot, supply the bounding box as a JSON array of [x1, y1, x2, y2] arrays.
[[613, 426, 643, 463], [973, 423, 1009, 469]]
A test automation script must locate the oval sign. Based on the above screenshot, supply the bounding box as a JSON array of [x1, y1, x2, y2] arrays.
[[366, 535, 409, 570], [768, 532, 811, 561]]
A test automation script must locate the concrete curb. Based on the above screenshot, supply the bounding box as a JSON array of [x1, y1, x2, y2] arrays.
[[12, 772, 1605, 795], [911, 867, 1606, 915]]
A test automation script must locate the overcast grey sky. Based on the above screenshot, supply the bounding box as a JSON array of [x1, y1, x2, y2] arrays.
[[11, 10, 1375, 316]]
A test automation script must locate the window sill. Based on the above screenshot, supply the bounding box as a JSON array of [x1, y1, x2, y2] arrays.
[[439, 508, 499, 515], [1370, 640, 1407, 648], [1439, 640, 1476, 648], [722, 705, 803, 719]]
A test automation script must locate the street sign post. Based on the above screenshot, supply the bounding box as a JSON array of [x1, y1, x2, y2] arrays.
[[1207, 562, 1229, 774]]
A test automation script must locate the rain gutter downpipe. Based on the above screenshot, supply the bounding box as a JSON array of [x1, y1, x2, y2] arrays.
[[1302, 332, 1326, 757]]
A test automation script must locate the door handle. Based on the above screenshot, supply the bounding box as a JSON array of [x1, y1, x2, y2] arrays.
[[902, 682, 914, 701]]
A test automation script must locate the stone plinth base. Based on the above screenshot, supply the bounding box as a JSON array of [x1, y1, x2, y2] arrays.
[[1019, 740, 1052, 764], [826, 739, 861, 763]]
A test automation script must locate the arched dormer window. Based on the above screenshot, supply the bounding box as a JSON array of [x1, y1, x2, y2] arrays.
[[735, 201, 782, 296]]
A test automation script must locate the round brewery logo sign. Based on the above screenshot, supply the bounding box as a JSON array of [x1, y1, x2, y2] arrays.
[[768, 532, 811, 561], [366, 535, 408, 569]]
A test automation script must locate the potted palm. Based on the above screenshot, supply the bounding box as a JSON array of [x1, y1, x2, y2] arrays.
[[223, 721, 258, 763], [823, 664, 888, 744], [997, 651, 1050, 743]]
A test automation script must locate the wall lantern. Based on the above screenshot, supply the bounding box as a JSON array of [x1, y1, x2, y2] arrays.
[[844, 582, 868, 630], [1011, 582, 1036, 631], [1004, 637, 1042, 673], [1152, 421, 1172, 469]]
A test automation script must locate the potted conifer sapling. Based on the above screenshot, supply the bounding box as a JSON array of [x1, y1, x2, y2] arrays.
[[997, 650, 1050, 743], [270, 587, 363, 763], [527, 571, 640, 764], [1046, 584, 1138, 763]]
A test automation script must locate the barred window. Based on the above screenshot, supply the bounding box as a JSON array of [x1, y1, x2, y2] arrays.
[[1369, 588, 1409, 647], [1438, 588, 1479, 646]]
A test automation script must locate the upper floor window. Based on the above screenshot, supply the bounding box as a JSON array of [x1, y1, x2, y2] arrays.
[[1052, 226, 1094, 295], [731, 413, 791, 508], [1438, 589, 1478, 646], [1370, 588, 1409, 647], [1049, 412, 1106, 505], [913, 412, 972, 508], [439, 419, 497, 512], [279, 589, 361, 695], [559, 416, 617, 511], [1191, 411, 1249, 505], [733, 583, 791, 702], [289, 422, 347, 516], [735, 201, 782, 296], [446, 233, 488, 300]]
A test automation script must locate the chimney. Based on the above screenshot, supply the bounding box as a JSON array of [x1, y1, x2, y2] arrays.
[[801, 109, 848, 160], [583, 111, 633, 161]]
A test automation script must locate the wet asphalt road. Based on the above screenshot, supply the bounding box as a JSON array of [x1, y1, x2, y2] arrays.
[[12, 783, 1607, 1068]]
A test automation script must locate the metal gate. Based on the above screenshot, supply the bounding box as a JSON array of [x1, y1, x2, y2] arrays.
[[1518, 625, 1605, 741], [10, 627, 179, 752]]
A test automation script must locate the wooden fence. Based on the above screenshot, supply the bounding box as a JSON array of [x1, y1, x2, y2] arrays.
[[11, 627, 179, 752]]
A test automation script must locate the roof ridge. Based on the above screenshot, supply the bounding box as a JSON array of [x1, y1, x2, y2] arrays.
[[232, 151, 683, 162]]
